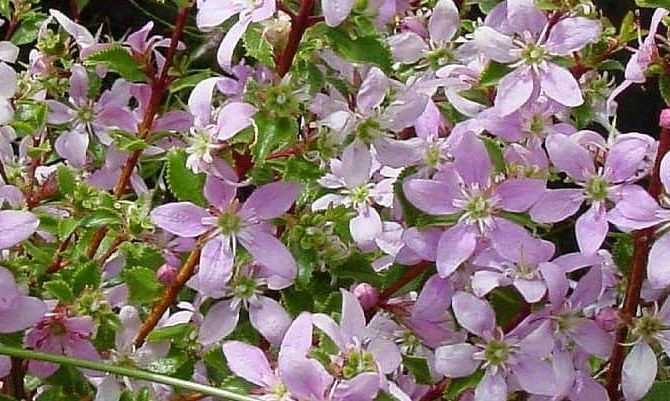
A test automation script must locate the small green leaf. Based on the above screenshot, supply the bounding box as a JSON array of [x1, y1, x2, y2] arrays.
[[479, 62, 513, 87], [612, 234, 634, 273], [11, 100, 48, 136], [166, 149, 207, 206], [660, 74, 670, 106], [71, 263, 101, 294], [252, 113, 298, 161], [597, 59, 624, 72], [85, 45, 146, 82], [146, 323, 194, 342], [490, 287, 524, 328], [636, 0, 670, 8], [81, 208, 123, 228], [402, 356, 432, 384], [243, 25, 275, 68], [170, 70, 214, 93], [445, 370, 484, 401], [122, 267, 162, 304], [481, 137, 505, 174], [44, 280, 76, 303], [572, 102, 594, 129], [327, 27, 393, 73], [619, 12, 638, 43], [57, 165, 76, 196], [12, 11, 48, 46]]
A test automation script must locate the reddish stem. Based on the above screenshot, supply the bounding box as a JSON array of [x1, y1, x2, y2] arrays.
[[86, 7, 190, 259], [605, 127, 670, 399], [378, 261, 433, 306], [276, 0, 315, 77]]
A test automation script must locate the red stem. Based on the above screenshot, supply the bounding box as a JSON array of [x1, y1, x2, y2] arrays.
[[605, 127, 670, 399], [378, 261, 433, 305], [86, 7, 190, 259], [276, 0, 315, 77]]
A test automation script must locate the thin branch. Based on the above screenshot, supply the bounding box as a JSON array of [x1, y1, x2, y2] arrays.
[[134, 241, 203, 348], [605, 127, 670, 399], [277, 1, 296, 19], [86, 6, 191, 259]]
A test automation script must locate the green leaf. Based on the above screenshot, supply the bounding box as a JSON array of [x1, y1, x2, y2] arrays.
[[252, 113, 298, 161], [146, 323, 194, 343], [327, 27, 393, 73], [619, 12, 638, 43], [490, 287, 524, 328], [243, 25, 275, 68], [122, 267, 162, 304], [57, 165, 76, 196], [85, 45, 146, 82], [660, 74, 670, 106], [331, 252, 381, 287], [636, 0, 670, 8], [166, 149, 207, 207], [642, 381, 670, 400], [572, 102, 594, 129], [44, 280, 75, 303], [12, 11, 48, 46], [80, 208, 123, 228], [612, 234, 634, 274], [170, 70, 214, 93], [481, 137, 505, 174], [445, 370, 484, 401], [479, 62, 513, 87], [109, 130, 148, 152], [402, 356, 432, 384], [597, 59, 624, 72], [11, 100, 48, 136], [71, 263, 101, 294], [283, 286, 315, 316], [478, 0, 501, 13]]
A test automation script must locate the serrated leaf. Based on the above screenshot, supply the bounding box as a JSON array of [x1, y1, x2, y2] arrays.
[[252, 113, 298, 161], [11, 100, 48, 136], [71, 263, 101, 294], [166, 149, 207, 207], [57, 165, 76, 196], [327, 27, 393, 73], [12, 11, 48, 46], [85, 45, 146, 82], [402, 356, 432, 384], [479, 61, 513, 87], [44, 280, 75, 303], [146, 323, 194, 342], [170, 70, 214, 93], [80, 208, 122, 228], [243, 25, 275, 68], [331, 252, 381, 287], [122, 266, 162, 303]]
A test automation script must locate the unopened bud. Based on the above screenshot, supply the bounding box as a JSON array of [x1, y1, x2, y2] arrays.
[[660, 108, 670, 129], [595, 307, 619, 331], [156, 264, 178, 286], [353, 283, 380, 310]]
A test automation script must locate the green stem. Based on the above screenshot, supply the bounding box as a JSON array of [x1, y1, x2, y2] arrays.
[[0, 345, 259, 401]]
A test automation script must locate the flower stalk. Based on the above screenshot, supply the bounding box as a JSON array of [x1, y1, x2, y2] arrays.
[[0, 345, 260, 401], [606, 127, 670, 399]]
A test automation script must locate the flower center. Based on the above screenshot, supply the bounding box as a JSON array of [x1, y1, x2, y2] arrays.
[[355, 119, 382, 143], [342, 350, 376, 379], [425, 144, 442, 167], [529, 114, 545, 135], [51, 322, 67, 336], [634, 315, 663, 342], [232, 275, 258, 300], [428, 47, 452, 67], [522, 43, 547, 65], [586, 176, 609, 202], [466, 194, 491, 220], [484, 340, 509, 367], [350, 184, 371, 204], [77, 106, 95, 124], [218, 212, 243, 235]]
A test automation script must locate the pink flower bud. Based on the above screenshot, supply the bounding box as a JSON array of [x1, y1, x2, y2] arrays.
[[595, 307, 619, 331], [156, 264, 178, 286], [660, 108, 670, 129], [353, 283, 380, 310]]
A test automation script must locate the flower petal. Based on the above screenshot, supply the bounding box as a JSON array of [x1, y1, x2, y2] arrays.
[[150, 202, 209, 238]]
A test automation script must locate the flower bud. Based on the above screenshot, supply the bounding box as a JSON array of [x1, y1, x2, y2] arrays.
[[353, 283, 379, 310], [156, 264, 178, 286], [660, 108, 670, 129], [595, 307, 619, 331]]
